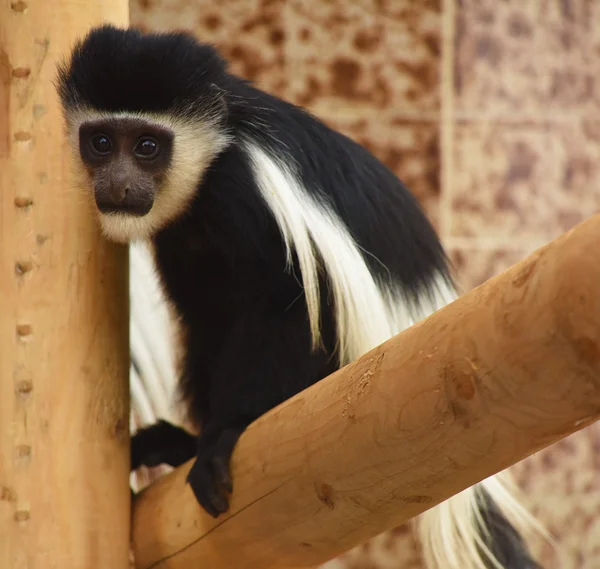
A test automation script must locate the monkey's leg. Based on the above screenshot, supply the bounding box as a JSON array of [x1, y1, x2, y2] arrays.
[[131, 419, 197, 471], [183, 301, 324, 517]]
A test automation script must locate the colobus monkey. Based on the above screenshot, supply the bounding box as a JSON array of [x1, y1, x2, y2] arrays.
[[57, 25, 543, 569]]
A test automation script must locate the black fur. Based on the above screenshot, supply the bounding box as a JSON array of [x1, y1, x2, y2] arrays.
[[478, 490, 542, 569], [58, 25, 540, 567], [57, 26, 226, 117], [131, 420, 196, 470]]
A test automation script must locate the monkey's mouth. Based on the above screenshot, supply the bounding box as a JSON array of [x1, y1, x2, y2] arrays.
[[96, 199, 153, 217]]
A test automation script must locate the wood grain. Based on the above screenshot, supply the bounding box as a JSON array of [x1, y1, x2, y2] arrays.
[[132, 214, 600, 569], [0, 3, 130, 568]]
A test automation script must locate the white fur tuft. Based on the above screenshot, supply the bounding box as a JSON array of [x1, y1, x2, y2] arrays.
[[129, 241, 179, 424], [243, 141, 417, 366]]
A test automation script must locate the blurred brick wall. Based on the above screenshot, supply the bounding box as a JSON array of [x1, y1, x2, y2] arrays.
[[130, 1, 600, 567]]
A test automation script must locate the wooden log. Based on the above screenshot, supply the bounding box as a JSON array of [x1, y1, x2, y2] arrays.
[[132, 213, 600, 569], [0, 3, 129, 569]]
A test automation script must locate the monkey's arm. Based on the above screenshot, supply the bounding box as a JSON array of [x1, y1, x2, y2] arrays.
[[185, 299, 325, 518]]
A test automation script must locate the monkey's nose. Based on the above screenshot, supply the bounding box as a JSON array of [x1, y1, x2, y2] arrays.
[[109, 185, 129, 203]]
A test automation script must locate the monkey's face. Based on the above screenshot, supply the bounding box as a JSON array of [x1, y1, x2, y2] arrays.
[[66, 110, 231, 243], [79, 117, 173, 218]]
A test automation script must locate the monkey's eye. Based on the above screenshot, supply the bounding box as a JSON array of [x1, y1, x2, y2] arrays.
[[134, 137, 159, 159], [90, 134, 112, 155]]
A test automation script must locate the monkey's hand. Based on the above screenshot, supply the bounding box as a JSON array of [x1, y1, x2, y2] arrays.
[[131, 420, 197, 471], [186, 426, 245, 518]]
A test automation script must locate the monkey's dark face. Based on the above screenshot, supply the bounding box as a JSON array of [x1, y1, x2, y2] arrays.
[[79, 118, 173, 217], [64, 109, 230, 243]]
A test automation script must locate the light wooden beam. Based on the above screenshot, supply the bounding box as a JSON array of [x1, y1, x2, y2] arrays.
[[0, 3, 130, 568], [132, 215, 600, 569]]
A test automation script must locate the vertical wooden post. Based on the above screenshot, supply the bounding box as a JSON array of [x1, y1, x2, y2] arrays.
[[0, 2, 130, 568]]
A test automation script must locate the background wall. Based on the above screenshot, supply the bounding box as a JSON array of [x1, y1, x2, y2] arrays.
[[130, 1, 600, 567]]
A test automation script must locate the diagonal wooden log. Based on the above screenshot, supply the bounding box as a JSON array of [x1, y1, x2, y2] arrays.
[[132, 214, 600, 569]]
